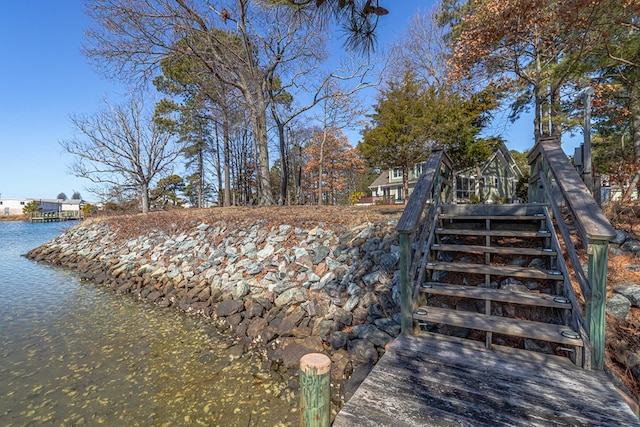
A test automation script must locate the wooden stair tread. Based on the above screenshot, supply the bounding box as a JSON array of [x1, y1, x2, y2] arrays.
[[439, 214, 545, 221], [426, 261, 564, 280], [432, 243, 557, 256], [419, 282, 571, 308], [413, 306, 583, 347], [436, 228, 550, 238]]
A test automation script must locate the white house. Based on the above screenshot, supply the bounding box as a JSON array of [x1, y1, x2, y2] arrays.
[[0, 198, 83, 216]]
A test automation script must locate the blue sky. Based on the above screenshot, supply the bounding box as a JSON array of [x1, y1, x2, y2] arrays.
[[0, 1, 571, 201]]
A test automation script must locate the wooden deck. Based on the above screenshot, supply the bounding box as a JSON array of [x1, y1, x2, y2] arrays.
[[333, 334, 639, 426], [30, 211, 81, 223]]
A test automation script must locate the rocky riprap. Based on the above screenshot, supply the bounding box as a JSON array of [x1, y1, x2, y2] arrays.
[[26, 217, 402, 410]]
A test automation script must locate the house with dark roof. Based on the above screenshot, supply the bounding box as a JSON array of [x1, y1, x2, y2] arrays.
[[368, 141, 523, 204]]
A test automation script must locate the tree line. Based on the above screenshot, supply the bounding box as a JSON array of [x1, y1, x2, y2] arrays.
[[60, 0, 640, 211]]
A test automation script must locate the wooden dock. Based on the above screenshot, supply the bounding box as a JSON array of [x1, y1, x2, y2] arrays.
[[333, 334, 639, 426], [30, 211, 81, 223]]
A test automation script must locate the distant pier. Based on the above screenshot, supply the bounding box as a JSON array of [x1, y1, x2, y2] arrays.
[[30, 211, 81, 223]]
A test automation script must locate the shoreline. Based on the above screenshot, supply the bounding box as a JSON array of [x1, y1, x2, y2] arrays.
[[25, 210, 403, 417]]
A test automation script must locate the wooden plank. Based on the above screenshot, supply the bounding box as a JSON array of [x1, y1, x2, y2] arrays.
[[537, 138, 616, 242], [413, 306, 583, 346], [432, 243, 557, 256], [439, 214, 544, 221], [419, 282, 572, 308], [439, 203, 546, 217], [426, 261, 564, 280], [436, 228, 550, 238], [333, 335, 638, 427], [396, 150, 444, 233]]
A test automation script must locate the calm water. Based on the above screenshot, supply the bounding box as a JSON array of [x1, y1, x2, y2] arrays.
[[0, 221, 296, 426]]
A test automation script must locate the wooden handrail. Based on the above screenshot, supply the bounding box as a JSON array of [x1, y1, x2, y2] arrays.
[[528, 136, 615, 370], [396, 149, 453, 334], [529, 137, 615, 243], [397, 149, 451, 233]]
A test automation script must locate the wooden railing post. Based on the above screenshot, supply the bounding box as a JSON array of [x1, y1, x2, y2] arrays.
[[300, 353, 331, 427], [399, 231, 413, 335], [587, 239, 609, 370]]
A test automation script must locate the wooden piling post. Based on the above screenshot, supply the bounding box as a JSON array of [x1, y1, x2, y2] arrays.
[[300, 353, 331, 427], [399, 231, 413, 335], [587, 239, 609, 370]]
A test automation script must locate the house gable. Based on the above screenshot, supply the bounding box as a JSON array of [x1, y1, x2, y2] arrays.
[[367, 142, 523, 204]]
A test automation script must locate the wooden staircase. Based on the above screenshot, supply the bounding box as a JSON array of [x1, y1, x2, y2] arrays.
[[412, 203, 585, 363]]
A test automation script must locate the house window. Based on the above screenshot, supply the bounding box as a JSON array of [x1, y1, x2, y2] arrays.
[[415, 163, 425, 176], [392, 167, 402, 179], [485, 176, 498, 186], [456, 176, 476, 200]]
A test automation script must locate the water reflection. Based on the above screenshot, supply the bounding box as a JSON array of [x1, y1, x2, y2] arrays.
[[0, 222, 296, 426]]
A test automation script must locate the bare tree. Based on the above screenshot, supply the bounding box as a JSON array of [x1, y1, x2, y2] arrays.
[[60, 95, 181, 213], [83, 0, 337, 205]]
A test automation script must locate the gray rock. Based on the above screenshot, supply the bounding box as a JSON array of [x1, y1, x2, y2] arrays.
[[611, 229, 629, 245], [246, 262, 263, 275], [607, 294, 631, 319], [302, 298, 320, 317], [362, 237, 381, 253], [508, 257, 527, 267], [333, 309, 353, 329], [311, 245, 330, 265], [216, 299, 244, 317], [380, 252, 399, 272], [622, 239, 640, 253], [245, 299, 265, 318], [528, 258, 547, 269], [273, 281, 298, 294], [343, 295, 360, 312], [312, 319, 334, 338], [277, 307, 306, 336], [257, 244, 275, 260], [232, 281, 250, 299], [275, 288, 307, 307], [350, 324, 393, 348], [241, 242, 256, 255], [362, 270, 384, 287], [276, 336, 325, 370], [319, 272, 336, 288], [348, 339, 378, 364], [329, 331, 349, 350], [347, 282, 362, 297], [613, 283, 640, 307], [374, 318, 401, 337], [500, 278, 528, 293]]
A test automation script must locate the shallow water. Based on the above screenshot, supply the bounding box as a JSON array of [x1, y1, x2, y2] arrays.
[[0, 221, 296, 426]]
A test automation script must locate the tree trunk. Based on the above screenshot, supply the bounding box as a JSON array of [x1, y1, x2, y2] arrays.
[[272, 104, 288, 205], [222, 107, 231, 207], [214, 120, 224, 206], [251, 97, 273, 205], [141, 182, 150, 214], [318, 130, 328, 205]]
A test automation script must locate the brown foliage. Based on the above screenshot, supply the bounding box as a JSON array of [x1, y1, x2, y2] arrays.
[[85, 205, 403, 243]]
